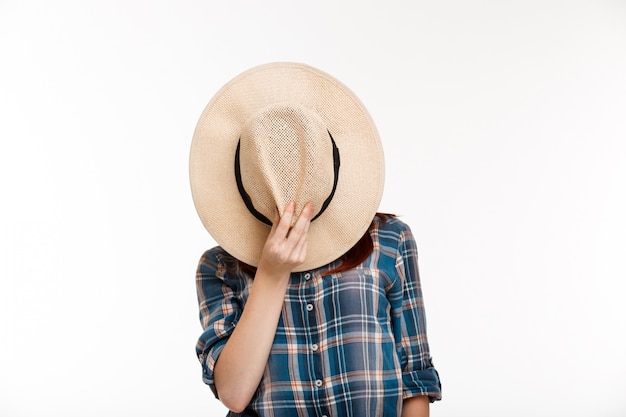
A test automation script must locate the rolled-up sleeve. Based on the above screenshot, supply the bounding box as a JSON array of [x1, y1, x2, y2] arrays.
[[195, 249, 243, 398], [391, 225, 442, 402]]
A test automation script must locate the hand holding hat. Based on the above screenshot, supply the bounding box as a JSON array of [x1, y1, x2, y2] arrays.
[[257, 201, 314, 278]]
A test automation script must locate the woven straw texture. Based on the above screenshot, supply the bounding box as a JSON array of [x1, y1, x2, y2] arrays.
[[239, 105, 334, 226]]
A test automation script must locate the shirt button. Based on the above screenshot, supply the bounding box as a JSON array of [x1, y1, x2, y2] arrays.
[[311, 343, 319, 352], [306, 303, 314, 311], [315, 379, 323, 388], [304, 273, 311, 280]]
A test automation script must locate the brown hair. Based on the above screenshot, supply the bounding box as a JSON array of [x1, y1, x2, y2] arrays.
[[239, 212, 394, 277]]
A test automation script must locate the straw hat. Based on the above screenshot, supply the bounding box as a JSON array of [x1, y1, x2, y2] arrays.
[[189, 62, 384, 272]]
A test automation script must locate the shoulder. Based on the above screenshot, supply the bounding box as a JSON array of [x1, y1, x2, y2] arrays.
[[370, 215, 421, 264], [371, 215, 415, 246], [199, 245, 236, 265], [197, 246, 245, 282]]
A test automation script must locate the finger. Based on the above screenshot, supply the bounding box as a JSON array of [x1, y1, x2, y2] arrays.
[[290, 202, 314, 234], [294, 232, 308, 263], [274, 201, 295, 239], [268, 206, 281, 237], [285, 202, 313, 245], [294, 214, 311, 258]]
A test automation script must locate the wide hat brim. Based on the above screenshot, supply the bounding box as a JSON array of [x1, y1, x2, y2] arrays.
[[189, 62, 385, 272]]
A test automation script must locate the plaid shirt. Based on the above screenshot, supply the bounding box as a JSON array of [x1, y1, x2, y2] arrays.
[[195, 217, 442, 416]]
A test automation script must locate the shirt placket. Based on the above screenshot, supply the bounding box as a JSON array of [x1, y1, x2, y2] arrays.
[[301, 271, 330, 417]]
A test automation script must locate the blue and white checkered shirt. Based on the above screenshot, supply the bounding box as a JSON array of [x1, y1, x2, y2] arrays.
[[196, 216, 442, 416]]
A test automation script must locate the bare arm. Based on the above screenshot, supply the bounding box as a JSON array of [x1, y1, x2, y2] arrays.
[[213, 202, 313, 413], [402, 395, 430, 417]]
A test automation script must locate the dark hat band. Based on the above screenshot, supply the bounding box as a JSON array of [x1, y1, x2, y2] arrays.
[[234, 131, 341, 226]]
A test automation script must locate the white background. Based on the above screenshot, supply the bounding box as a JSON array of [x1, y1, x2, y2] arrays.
[[1, 1, 625, 416]]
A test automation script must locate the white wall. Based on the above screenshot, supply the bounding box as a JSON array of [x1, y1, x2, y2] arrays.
[[1, 1, 625, 416]]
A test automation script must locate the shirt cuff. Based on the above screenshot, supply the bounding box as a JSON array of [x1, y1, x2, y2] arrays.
[[202, 338, 229, 399], [402, 367, 442, 402]]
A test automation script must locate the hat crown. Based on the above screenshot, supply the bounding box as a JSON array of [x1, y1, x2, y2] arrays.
[[239, 105, 335, 224]]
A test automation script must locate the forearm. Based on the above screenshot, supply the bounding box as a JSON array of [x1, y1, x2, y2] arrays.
[[402, 395, 429, 417], [213, 201, 313, 412], [213, 269, 289, 412]]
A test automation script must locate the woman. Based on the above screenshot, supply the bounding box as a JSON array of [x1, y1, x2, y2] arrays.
[[190, 63, 442, 416]]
